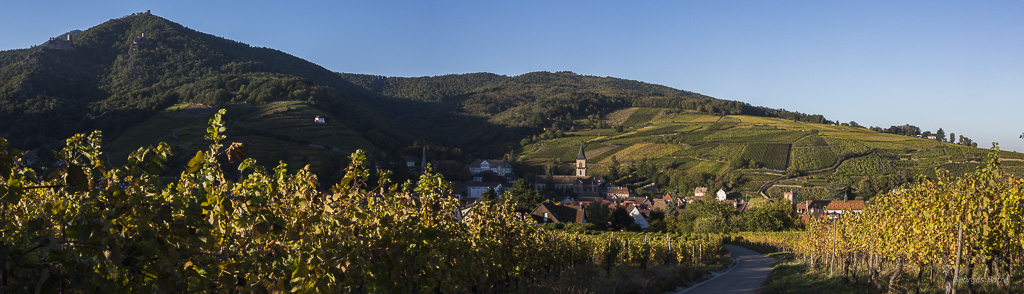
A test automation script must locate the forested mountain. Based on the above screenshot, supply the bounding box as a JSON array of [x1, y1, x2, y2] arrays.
[[340, 71, 831, 157], [342, 71, 830, 128], [0, 12, 407, 151], [339, 72, 508, 103], [2, 12, 1012, 188], [0, 49, 30, 69]]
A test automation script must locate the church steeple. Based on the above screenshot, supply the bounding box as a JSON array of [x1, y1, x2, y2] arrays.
[[575, 143, 587, 177]]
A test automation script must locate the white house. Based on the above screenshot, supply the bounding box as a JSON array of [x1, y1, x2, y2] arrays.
[[469, 160, 513, 176], [466, 182, 503, 199], [626, 205, 650, 230], [403, 156, 418, 168], [314, 115, 326, 124], [716, 189, 727, 201]]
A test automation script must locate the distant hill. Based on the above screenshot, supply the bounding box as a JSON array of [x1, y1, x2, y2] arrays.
[[515, 108, 1024, 202], [342, 71, 830, 126], [340, 71, 830, 157], [0, 12, 407, 151], [2, 12, 1018, 190]]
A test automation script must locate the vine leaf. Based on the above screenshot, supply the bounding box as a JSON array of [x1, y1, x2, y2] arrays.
[[225, 142, 246, 163], [187, 151, 206, 173], [65, 164, 88, 191], [0, 178, 23, 204]]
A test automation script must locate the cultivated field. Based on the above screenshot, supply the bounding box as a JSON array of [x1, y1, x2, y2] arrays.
[[519, 108, 1024, 198]]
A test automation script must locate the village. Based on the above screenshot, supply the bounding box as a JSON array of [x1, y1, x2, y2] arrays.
[[386, 134, 866, 231]]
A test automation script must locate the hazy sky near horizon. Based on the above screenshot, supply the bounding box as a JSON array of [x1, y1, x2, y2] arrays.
[[3, 1, 1023, 152]]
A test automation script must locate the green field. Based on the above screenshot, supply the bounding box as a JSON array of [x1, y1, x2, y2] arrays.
[[620, 108, 664, 127], [519, 108, 1024, 199], [741, 143, 790, 170]]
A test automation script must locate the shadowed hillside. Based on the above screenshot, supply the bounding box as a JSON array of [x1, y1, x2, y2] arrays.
[[0, 12, 407, 152]]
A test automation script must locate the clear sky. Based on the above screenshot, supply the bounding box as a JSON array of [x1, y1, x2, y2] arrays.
[[3, 1, 1023, 152]]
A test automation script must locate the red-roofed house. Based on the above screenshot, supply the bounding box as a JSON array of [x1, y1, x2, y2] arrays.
[[824, 200, 865, 214]]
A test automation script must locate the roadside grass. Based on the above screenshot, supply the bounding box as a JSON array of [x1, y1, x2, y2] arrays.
[[728, 240, 1017, 294], [728, 241, 874, 294], [761, 261, 876, 294]]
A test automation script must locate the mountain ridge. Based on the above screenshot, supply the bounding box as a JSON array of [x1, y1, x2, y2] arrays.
[[0, 12, 408, 151], [0, 12, 1014, 191]]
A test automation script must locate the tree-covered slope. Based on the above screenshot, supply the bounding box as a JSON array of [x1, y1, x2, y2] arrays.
[[343, 71, 830, 129], [0, 48, 30, 68], [340, 71, 831, 158], [0, 12, 407, 151], [339, 72, 508, 102]]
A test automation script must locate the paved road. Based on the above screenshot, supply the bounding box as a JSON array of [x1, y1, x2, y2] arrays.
[[681, 244, 779, 294]]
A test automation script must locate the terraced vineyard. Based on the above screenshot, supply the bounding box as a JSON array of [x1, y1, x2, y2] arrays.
[[836, 153, 897, 176], [520, 108, 1024, 199], [620, 108, 664, 127], [790, 147, 837, 171]]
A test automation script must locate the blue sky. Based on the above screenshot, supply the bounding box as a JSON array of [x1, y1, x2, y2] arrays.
[[3, 1, 1023, 151]]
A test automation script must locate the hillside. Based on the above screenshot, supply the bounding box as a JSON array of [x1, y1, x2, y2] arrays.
[[0, 12, 408, 153], [517, 108, 1024, 202], [104, 101, 379, 182], [340, 71, 830, 157], [3, 12, 1019, 189]]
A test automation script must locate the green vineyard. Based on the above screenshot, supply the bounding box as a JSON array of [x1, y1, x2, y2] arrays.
[[790, 146, 838, 171], [836, 153, 897, 176], [741, 142, 791, 170]]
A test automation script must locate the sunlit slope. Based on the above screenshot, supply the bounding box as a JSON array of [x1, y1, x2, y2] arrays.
[[520, 108, 1024, 201]]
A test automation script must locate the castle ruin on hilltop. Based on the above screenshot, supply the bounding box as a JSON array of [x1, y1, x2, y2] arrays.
[[44, 33, 74, 51]]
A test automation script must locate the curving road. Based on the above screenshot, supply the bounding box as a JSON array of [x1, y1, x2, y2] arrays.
[[678, 245, 779, 294]]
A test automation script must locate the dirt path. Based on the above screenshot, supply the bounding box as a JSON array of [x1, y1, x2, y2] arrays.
[[677, 245, 779, 294]]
